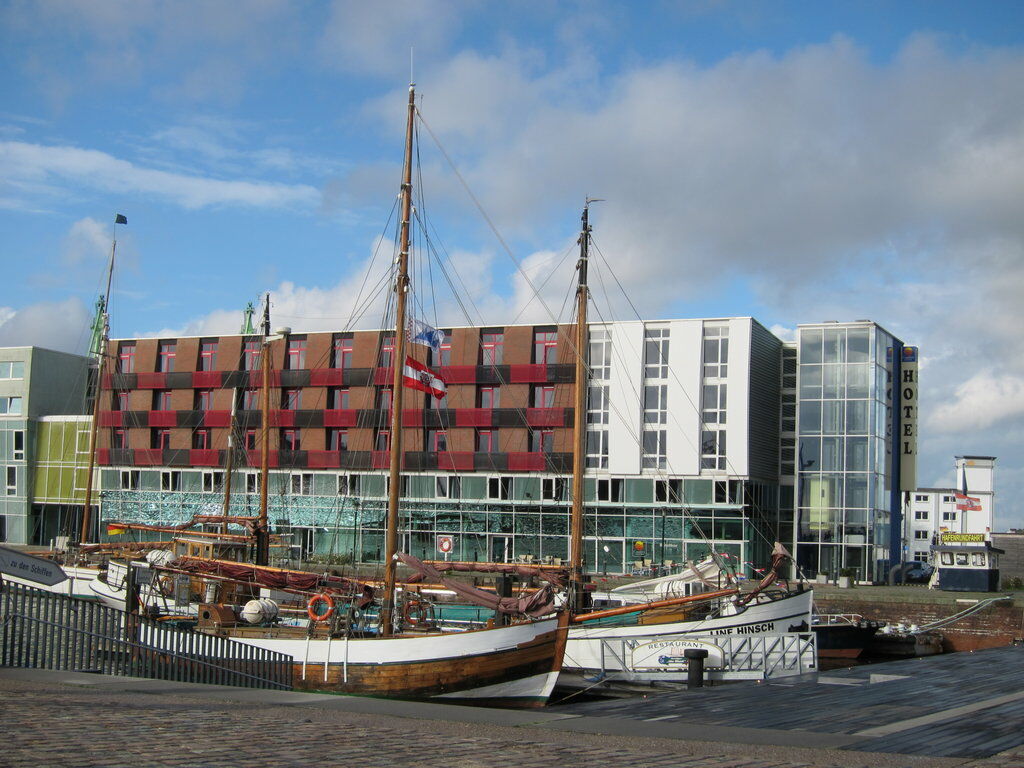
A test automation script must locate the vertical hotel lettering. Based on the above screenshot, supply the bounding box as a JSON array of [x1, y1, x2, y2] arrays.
[[899, 346, 919, 492]]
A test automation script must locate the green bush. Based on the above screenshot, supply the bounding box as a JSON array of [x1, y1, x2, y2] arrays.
[[1001, 576, 1024, 591]]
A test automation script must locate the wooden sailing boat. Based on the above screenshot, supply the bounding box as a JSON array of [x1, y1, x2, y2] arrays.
[[182, 84, 567, 707]]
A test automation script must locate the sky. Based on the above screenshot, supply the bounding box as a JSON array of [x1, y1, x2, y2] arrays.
[[1, 1, 1023, 527]]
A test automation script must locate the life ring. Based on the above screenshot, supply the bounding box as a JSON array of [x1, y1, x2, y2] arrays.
[[307, 593, 335, 622], [403, 599, 431, 627]]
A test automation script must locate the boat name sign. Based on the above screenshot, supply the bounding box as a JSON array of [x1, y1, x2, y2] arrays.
[[630, 638, 725, 670], [0, 545, 68, 587]]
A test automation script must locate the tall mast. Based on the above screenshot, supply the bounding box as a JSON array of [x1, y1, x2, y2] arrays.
[[569, 202, 592, 613], [79, 214, 123, 545], [255, 294, 271, 565], [221, 393, 238, 533], [380, 83, 417, 638]]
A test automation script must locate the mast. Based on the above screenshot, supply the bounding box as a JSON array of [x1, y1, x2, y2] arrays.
[[568, 202, 592, 614], [221, 393, 238, 533], [380, 83, 417, 637], [255, 294, 271, 566], [79, 214, 123, 545]]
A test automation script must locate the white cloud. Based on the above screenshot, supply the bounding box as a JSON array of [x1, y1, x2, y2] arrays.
[[0, 141, 320, 210], [62, 217, 110, 265], [929, 371, 1024, 434], [0, 298, 92, 354]]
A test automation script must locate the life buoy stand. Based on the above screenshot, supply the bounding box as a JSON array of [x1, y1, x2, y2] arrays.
[[307, 593, 335, 622], [403, 599, 431, 628]]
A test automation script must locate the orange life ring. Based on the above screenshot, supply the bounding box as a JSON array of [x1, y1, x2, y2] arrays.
[[307, 593, 335, 622], [403, 599, 430, 627]]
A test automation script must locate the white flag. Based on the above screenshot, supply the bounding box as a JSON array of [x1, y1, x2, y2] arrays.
[[408, 318, 445, 354]]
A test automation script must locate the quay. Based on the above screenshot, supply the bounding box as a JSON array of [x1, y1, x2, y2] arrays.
[[3, 645, 1024, 768]]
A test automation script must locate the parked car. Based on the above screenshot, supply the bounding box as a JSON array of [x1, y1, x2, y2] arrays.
[[904, 561, 934, 583]]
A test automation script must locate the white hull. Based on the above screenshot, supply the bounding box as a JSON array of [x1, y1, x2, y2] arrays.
[[564, 589, 813, 673], [5, 564, 101, 599]]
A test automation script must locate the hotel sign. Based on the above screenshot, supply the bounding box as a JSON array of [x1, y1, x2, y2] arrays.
[[899, 346, 918, 492]]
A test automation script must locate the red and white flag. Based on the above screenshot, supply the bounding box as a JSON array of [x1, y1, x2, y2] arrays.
[[954, 492, 982, 511], [403, 356, 447, 399]]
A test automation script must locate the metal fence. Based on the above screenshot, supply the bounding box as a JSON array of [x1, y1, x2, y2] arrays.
[[1, 581, 292, 690]]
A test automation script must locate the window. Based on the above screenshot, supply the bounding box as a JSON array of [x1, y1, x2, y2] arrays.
[[327, 387, 350, 410], [337, 473, 361, 496], [113, 429, 128, 449], [481, 332, 503, 365], [530, 429, 554, 453], [242, 340, 261, 371], [202, 471, 224, 493], [446, 476, 461, 499], [643, 429, 667, 469], [286, 337, 306, 370], [702, 383, 727, 425], [282, 388, 302, 410], [428, 430, 447, 452], [290, 473, 313, 495], [914, 530, 929, 540], [533, 330, 558, 364], [375, 430, 390, 452], [701, 429, 726, 470], [281, 429, 301, 451], [542, 477, 567, 501], [245, 430, 257, 450], [157, 341, 176, 372], [5, 466, 15, 496], [160, 471, 181, 491], [12, 431, 24, 461], [940, 552, 953, 565], [432, 331, 452, 367], [118, 342, 136, 373], [478, 386, 500, 409], [942, 495, 954, 503], [597, 478, 623, 502], [587, 385, 609, 424], [328, 429, 348, 451], [971, 552, 986, 567], [113, 391, 128, 411], [198, 341, 217, 371], [0, 397, 23, 416], [119, 470, 140, 490], [955, 552, 968, 566], [644, 328, 669, 378], [488, 476, 512, 500], [644, 384, 668, 424], [533, 385, 555, 408], [195, 390, 213, 411], [152, 428, 171, 449], [192, 429, 210, 449], [242, 388, 259, 410], [333, 336, 353, 369], [379, 335, 395, 368], [245, 472, 259, 494], [702, 325, 729, 378], [376, 388, 393, 411], [153, 390, 172, 410], [915, 509, 929, 520], [943, 511, 957, 522], [915, 493, 928, 502], [476, 429, 496, 453], [588, 328, 611, 381], [655, 479, 682, 503], [0, 361, 25, 379], [435, 475, 460, 498], [586, 429, 609, 469]]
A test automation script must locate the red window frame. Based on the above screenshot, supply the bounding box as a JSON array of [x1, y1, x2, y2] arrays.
[[375, 429, 390, 451], [433, 331, 452, 367], [476, 429, 496, 453], [478, 386, 500, 409], [196, 390, 213, 411], [243, 341, 261, 371], [192, 429, 210, 449], [113, 429, 128, 449], [198, 341, 217, 371], [282, 388, 302, 410], [113, 391, 128, 411], [245, 429, 257, 450], [377, 388, 392, 411], [153, 428, 171, 450], [328, 429, 349, 451], [286, 338, 306, 370], [532, 429, 554, 453], [333, 336, 353, 369], [534, 331, 558, 365], [430, 430, 448, 452], [118, 342, 136, 373], [533, 385, 555, 408], [328, 387, 350, 410], [157, 342, 176, 373], [379, 335, 395, 368], [281, 429, 301, 451], [481, 333, 503, 365], [154, 390, 172, 411]]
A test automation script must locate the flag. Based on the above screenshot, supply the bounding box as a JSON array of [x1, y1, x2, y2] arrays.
[[408, 318, 445, 354], [106, 523, 127, 535], [402, 356, 447, 399], [954, 492, 982, 512], [114, 214, 127, 225]]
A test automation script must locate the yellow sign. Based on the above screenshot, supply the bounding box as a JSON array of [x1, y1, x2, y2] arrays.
[[941, 533, 984, 543]]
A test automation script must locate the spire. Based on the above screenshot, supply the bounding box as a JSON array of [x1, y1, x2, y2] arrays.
[[240, 302, 256, 334]]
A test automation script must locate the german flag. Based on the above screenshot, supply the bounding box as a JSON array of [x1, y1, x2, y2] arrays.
[[106, 523, 127, 536]]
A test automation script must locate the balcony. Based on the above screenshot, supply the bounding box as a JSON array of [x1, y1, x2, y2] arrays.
[[148, 411, 177, 428], [133, 449, 163, 466], [189, 449, 221, 467], [98, 411, 123, 427]]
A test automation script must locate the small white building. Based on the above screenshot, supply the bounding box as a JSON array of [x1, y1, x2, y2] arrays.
[[904, 456, 996, 563]]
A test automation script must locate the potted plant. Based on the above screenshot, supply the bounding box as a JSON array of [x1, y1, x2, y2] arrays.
[[837, 568, 855, 588]]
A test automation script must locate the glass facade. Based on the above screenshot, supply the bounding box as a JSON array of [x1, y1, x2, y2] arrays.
[[795, 323, 897, 581]]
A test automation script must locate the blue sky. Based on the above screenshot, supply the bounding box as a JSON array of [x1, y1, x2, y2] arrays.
[[2, 1, 1023, 526]]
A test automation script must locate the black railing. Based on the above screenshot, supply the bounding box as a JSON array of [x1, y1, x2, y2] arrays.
[[0, 582, 292, 690]]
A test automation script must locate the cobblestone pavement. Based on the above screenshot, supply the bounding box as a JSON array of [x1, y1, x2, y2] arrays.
[[1, 673, 1021, 768]]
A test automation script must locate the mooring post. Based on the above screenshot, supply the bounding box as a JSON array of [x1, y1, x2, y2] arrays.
[[685, 648, 709, 689]]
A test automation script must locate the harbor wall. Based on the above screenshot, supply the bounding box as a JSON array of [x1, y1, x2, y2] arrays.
[[814, 590, 1024, 652]]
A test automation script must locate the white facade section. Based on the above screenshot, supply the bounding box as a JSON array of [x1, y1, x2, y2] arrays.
[[725, 318, 752, 478], [664, 319, 702, 476], [605, 321, 643, 476]]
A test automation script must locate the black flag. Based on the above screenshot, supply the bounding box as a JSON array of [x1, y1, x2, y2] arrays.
[[114, 214, 127, 224]]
